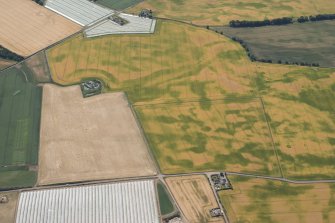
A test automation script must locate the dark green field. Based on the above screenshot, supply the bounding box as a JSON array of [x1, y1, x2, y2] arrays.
[[0, 65, 42, 189], [157, 182, 175, 216], [96, 0, 143, 10], [211, 20, 335, 68]]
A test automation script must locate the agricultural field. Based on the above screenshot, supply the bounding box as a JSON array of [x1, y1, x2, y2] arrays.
[[0, 65, 42, 189], [166, 175, 224, 223], [0, 192, 19, 223], [219, 175, 335, 223], [0, 0, 81, 57], [157, 182, 175, 216], [96, 0, 144, 10], [22, 51, 52, 83], [136, 99, 280, 175], [0, 59, 15, 71], [47, 20, 335, 179], [38, 84, 157, 185], [127, 0, 335, 25], [211, 20, 335, 68]]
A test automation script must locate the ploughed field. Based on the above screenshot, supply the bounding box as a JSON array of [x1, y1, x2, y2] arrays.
[[219, 175, 335, 223], [38, 84, 157, 185], [127, 0, 335, 25], [212, 20, 335, 68], [47, 20, 335, 180]]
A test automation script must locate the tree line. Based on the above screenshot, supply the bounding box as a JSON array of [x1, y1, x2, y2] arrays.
[[0, 45, 24, 62], [297, 14, 335, 23], [32, 0, 46, 6], [229, 13, 335, 28], [229, 17, 293, 27]]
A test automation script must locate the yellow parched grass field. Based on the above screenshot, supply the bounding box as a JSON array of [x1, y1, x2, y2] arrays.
[[219, 175, 335, 223], [47, 20, 335, 179], [127, 0, 335, 26]]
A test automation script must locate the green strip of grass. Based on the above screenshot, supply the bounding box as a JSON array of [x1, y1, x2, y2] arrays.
[[157, 183, 175, 215]]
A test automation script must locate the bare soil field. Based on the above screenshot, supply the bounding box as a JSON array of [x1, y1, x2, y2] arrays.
[[0, 192, 19, 223], [219, 175, 335, 223], [127, 0, 335, 25], [0, 0, 81, 57], [166, 175, 224, 223], [38, 84, 157, 185]]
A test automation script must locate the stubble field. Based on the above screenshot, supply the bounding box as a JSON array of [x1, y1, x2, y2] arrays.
[[166, 175, 224, 223], [127, 0, 335, 25], [219, 175, 335, 223], [38, 84, 157, 185], [47, 20, 335, 179], [0, 0, 81, 57]]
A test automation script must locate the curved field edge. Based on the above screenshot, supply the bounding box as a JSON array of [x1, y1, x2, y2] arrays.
[[46, 20, 335, 180], [126, 0, 335, 26]]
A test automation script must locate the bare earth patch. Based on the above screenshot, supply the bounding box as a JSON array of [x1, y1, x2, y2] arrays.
[[38, 84, 157, 185], [0, 192, 19, 223], [166, 175, 224, 223]]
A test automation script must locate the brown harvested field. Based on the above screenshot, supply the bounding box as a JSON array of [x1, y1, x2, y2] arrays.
[[38, 84, 157, 185], [0, 0, 81, 57], [219, 175, 335, 223], [127, 0, 335, 26], [166, 175, 224, 223], [0, 192, 19, 223]]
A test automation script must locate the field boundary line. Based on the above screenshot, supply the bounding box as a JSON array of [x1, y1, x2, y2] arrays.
[[126, 92, 162, 175], [259, 96, 284, 178]]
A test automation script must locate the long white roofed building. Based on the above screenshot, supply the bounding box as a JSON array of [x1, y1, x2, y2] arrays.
[[15, 180, 160, 223], [44, 0, 156, 36]]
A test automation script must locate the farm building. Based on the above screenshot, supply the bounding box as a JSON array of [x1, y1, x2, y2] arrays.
[[15, 180, 160, 223], [44, 0, 156, 36]]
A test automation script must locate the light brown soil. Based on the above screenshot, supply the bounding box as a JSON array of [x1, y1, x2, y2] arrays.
[[0, 0, 81, 57], [166, 175, 224, 223], [38, 84, 157, 185], [0, 59, 15, 70], [0, 192, 19, 223]]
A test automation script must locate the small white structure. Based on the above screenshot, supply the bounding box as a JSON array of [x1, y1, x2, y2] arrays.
[[16, 180, 160, 223]]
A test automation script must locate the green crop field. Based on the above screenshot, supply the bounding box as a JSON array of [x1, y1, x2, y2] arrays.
[[96, 0, 143, 10], [0, 64, 42, 189], [157, 182, 175, 216], [47, 20, 335, 180], [219, 175, 335, 223], [211, 20, 335, 68]]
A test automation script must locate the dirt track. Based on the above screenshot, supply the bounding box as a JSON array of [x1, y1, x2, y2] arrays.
[[38, 84, 157, 185], [0, 0, 81, 57]]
